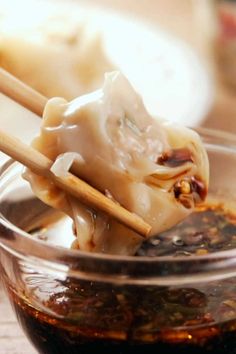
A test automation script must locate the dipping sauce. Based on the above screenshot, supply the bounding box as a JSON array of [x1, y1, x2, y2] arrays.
[[6, 202, 236, 354]]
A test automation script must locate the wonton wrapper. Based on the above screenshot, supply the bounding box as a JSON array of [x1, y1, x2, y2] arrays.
[[0, 21, 114, 99], [25, 72, 209, 255]]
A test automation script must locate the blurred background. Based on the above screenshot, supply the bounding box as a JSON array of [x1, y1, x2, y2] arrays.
[[1, 0, 236, 353], [1, 0, 236, 142], [94, 0, 236, 134]]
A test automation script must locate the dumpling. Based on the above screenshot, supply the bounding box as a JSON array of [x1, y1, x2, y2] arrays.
[[0, 24, 114, 100], [24, 71, 209, 255]]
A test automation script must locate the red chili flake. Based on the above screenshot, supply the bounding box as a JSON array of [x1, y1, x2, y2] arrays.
[[157, 148, 193, 168], [191, 176, 207, 201]]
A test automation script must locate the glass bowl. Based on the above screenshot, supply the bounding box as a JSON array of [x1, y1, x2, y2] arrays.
[[1, 128, 236, 354]]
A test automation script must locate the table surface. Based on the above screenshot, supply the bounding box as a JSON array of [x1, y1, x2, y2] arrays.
[[0, 287, 37, 354], [1, 0, 236, 353]]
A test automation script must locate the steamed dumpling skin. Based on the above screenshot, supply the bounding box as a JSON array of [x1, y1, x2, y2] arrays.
[[0, 29, 114, 100], [25, 72, 209, 255]]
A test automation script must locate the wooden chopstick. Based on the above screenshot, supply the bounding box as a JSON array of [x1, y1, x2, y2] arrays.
[[0, 69, 152, 237], [0, 69, 47, 117]]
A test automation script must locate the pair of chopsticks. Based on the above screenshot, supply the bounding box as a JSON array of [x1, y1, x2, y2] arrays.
[[0, 68, 151, 237]]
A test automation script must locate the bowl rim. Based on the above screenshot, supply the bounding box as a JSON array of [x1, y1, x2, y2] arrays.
[[1, 127, 236, 284]]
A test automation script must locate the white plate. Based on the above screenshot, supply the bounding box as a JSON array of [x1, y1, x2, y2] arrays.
[[92, 8, 213, 126], [0, 0, 213, 165]]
